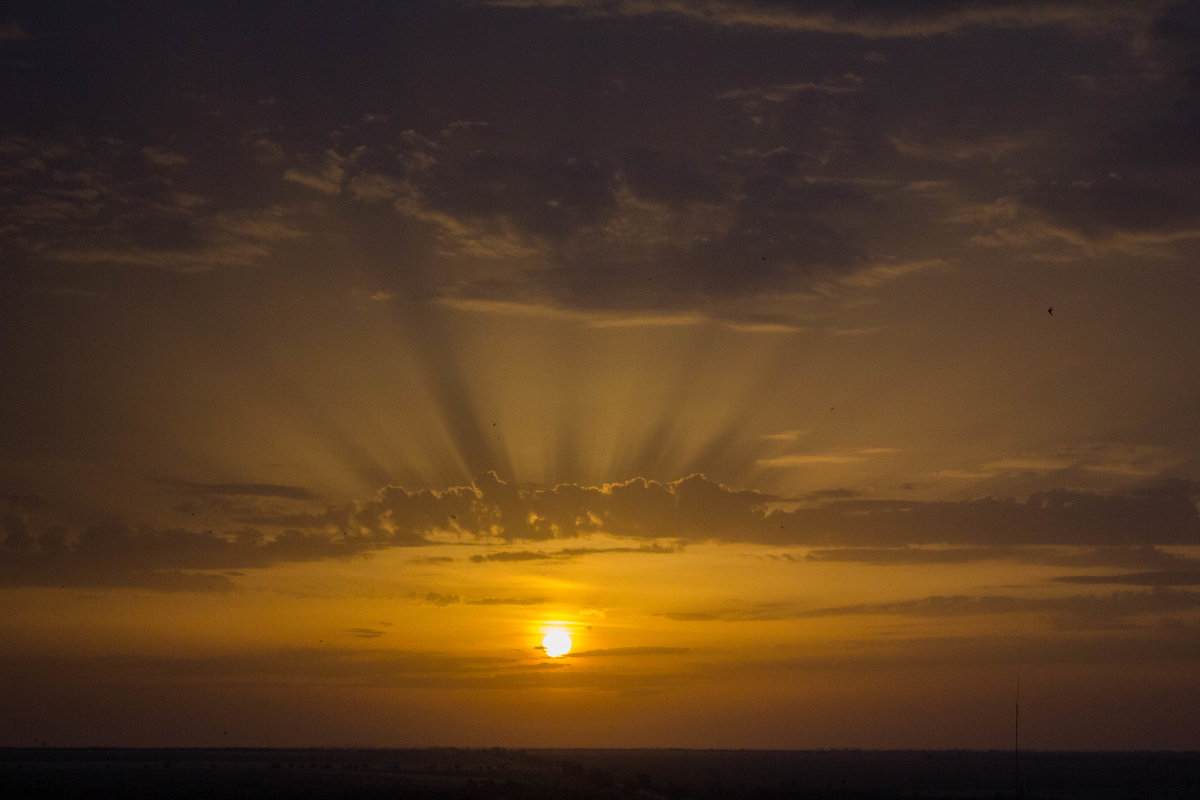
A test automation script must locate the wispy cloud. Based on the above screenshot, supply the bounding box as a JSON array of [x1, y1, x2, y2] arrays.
[[346, 627, 387, 639], [410, 591, 548, 606], [717, 74, 864, 102], [481, 0, 1163, 38], [568, 646, 691, 657], [1055, 570, 1200, 587], [943, 444, 1179, 481], [469, 543, 678, 563], [795, 589, 1200, 624], [140, 146, 188, 166], [437, 297, 804, 332], [802, 545, 1200, 570], [889, 132, 1028, 162], [282, 151, 346, 195], [660, 588, 1200, 627], [1, 136, 308, 273], [758, 448, 899, 468], [829, 259, 949, 290]]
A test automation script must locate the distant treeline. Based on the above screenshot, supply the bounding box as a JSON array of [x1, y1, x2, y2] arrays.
[[2, 747, 1198, 799]]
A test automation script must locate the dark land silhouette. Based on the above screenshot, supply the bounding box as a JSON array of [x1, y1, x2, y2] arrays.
[[2, 747, 1198, 799]]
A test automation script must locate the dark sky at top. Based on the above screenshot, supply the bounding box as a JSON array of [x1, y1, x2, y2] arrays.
[[6, 1, 1199, 309]]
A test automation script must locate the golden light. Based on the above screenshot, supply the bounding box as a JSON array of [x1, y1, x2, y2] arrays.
[[541, 629, 573, 658]]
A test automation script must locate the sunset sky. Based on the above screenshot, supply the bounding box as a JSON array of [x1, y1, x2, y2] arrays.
[[3, 0, 1200, 750]]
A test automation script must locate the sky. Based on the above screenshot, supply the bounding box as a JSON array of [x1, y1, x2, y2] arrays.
[[2, 0, 1200, 750]]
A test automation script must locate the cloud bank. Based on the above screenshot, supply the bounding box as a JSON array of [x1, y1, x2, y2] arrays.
[[4, 473, 1197, 589]]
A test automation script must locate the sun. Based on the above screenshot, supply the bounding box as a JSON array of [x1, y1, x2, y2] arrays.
[[541, 629, 572, 658]]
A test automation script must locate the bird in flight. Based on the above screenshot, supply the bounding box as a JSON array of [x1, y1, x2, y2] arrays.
[[1048, 306, 1053, 315]]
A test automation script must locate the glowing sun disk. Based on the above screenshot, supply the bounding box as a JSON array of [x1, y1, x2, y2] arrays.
[[542, 629, 572, 657]]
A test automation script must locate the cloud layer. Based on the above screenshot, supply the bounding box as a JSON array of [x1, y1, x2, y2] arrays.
[[4, 473, 1198, 590]]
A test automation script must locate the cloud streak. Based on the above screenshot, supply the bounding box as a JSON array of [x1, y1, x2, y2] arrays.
[[481, 0, 1166, 38], [660, 588, 1200, 628], [3, 474, 1198, 589]]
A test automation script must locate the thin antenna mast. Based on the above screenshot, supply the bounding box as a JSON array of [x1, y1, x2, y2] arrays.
[[1014, 675, 1020, 799]]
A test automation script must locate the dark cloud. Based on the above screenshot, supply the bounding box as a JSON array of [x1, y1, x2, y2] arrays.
[[0, 645, 690, 698], [420, 148, 616, 242], [568, 646, 691, 657], [1, 646, 529, 688], [470, 550, 554, 563], [464, 596, 547, 606], [745, 624, 1200, 670], [0, 517, 385, 591], [799, 547, 999, 565], [1030, 546, 1200, 570], [1018, 175, 1200, 239], [416, 591, 462, 607], [368, 481, 489, 538], [369, 473, 1200, 549], [7, 0, 1189, 320], [377, 137, 877, 311], [1120, 1, 1200, 167], [409, 591, 547, 606], [785, 487, 867, 503], [1055, 570, 1200, 587], [769, 481, 1200, 547], [468, 543, 678, 563], [981, 3, 1200, 244], [796, 588, 1200, 626], [233, 504, 360, 531], [2, 475, 1197, 590], [481, 0, 1165, 37], [802, 545, 1200, 569], [320, 3, 1200, 313], [660, 611, 723, 622], [0, 513, 238, 591], [280, 88, 894, 313], [0, 135, 308, 274], [619, 147, 728, 208], [662, 588, 1200, 627], [345, 627, 386, 639], [552, 172, 872, 307]]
